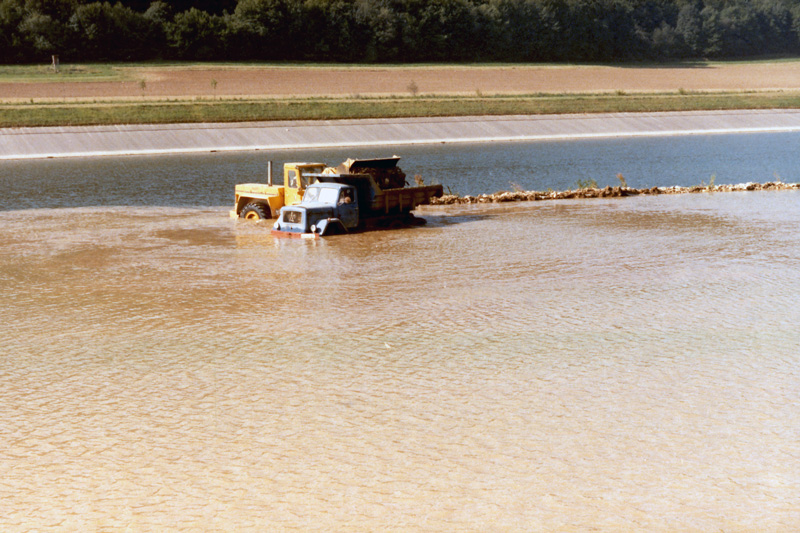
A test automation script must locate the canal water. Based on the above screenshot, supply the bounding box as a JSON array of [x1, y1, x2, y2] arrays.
[[2, 133, 800, 530], [2, 130, 800, 210]]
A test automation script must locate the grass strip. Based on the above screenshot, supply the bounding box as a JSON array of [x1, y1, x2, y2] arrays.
[[0, 64, 127, 83], [4, 57, 800, 80], [2, 91, 800, 128]]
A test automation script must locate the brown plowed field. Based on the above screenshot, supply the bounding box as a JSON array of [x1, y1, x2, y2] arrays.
[[3, 62, 800, 100]]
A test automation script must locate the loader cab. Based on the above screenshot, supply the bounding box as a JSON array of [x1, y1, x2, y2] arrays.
[[284, 162, 326, 207]]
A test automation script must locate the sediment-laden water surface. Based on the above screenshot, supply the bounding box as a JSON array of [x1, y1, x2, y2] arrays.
[[2, 188, 800, 530]]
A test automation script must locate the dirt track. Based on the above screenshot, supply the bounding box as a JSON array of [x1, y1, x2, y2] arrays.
[[3, 62, 800, 100]]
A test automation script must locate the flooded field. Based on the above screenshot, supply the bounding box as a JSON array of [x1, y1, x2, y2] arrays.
[[2, 188, 800, 530]]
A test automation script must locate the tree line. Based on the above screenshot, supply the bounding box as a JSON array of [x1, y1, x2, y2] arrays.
[[2, 0, 800, 64]]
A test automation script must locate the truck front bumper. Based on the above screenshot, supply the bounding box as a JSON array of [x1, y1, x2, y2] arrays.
[[270, 229, 319, 239]]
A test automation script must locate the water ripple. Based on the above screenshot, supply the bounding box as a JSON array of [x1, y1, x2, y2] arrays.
[[2, 196, 800, 530]]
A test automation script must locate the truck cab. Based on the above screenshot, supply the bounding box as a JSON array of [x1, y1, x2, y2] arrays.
[[272, 182, 359, 236]]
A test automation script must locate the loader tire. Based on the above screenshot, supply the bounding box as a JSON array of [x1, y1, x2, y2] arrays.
[[240, 203, 270, 220]]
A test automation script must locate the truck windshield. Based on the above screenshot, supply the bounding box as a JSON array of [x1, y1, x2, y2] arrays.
[[318, 188, 339, 204], [303, 187, 320, 202]]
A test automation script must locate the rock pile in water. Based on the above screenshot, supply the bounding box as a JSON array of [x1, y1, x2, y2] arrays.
[[430, 182, 800, 205]]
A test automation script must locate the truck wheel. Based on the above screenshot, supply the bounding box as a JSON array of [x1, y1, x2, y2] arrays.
[[240, 203, 270, 220]]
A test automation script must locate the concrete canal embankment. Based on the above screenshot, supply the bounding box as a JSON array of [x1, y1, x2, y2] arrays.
[[4, 109, 800, 160]]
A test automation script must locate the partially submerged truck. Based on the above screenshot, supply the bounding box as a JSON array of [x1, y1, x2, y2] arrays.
[[233, 157, 443, 237]]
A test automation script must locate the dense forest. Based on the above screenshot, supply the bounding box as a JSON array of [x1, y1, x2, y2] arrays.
[[2, 0, 800, 64]]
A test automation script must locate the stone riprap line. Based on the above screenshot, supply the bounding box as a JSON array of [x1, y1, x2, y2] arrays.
[[4, 109, 800, 160], [431, 181, 800, 205]]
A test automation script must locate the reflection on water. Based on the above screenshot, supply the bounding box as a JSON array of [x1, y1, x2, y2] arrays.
[[2, 191, 800, 530]]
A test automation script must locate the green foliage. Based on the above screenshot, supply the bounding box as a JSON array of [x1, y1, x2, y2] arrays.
[[68, 2, 152, 61], [3, 0, 800, 63], [576, 178, 598, 189], [168, 7, 229, 59]]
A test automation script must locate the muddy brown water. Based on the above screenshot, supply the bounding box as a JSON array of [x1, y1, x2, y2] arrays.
[[2, 189, 800, 530]]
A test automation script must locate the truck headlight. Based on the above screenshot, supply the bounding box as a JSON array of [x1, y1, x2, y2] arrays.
[[310, 224, 316, 233]]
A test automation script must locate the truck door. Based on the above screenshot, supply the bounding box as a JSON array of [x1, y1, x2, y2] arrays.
[[337, 187, 359, 229]]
